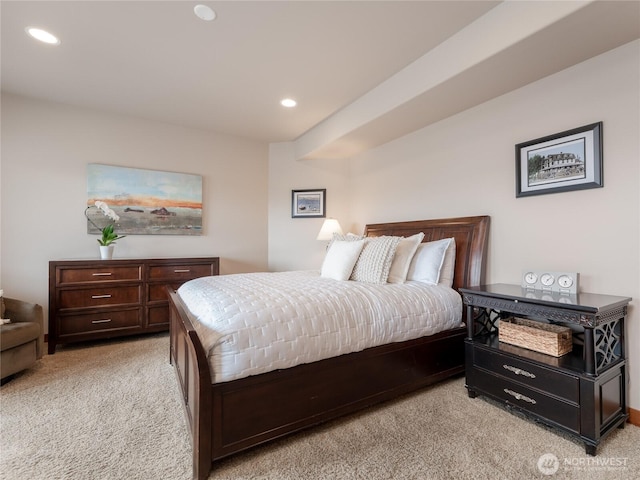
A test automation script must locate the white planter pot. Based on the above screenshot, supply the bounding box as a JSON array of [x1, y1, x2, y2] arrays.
[[99, 245, 114, 260]]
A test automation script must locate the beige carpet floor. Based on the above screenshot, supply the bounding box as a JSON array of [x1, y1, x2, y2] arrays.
[[1, 333, 638, 480]]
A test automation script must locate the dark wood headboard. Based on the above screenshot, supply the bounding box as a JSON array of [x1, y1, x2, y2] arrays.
[[363, 215, 490, 290]]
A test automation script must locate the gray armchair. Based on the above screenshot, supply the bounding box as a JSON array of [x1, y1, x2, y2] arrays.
[[1, 297, 44, 383]]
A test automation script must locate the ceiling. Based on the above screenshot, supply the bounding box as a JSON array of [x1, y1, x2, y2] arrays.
[[1, 1, 499, 141], [2, 1, 639, 157]]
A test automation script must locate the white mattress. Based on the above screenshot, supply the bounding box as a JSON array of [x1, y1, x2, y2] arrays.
[[177, 270, 463, 383]]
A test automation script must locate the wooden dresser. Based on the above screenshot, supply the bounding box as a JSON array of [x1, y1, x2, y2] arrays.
[[48, 257, 219, 354]]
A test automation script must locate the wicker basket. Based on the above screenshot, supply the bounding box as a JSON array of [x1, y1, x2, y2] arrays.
[[499, 317, 572, 357]]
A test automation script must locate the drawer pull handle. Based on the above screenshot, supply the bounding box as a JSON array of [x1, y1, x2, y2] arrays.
[[174, 269, 191, 273], [91, 294, 112, 299], [91, 319, 112, 324], [504, 388, 537, 405], [503, 364, 536, 379], [92, 273, 113, 276]]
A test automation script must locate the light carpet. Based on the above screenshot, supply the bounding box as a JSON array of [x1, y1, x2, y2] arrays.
[[1, 333, 638, 480]]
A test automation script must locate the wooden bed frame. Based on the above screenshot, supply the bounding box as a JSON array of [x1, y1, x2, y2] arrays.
[[168, 215, 490, 480]]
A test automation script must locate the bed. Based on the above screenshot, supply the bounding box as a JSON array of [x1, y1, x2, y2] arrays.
[[168, 215, 490, 480]]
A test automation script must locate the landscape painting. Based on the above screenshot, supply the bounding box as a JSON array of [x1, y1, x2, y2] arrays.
[[87, 164, 203, 235]]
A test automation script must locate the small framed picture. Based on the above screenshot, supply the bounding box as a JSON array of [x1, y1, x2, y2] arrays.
[[516, 122, 603, 198], [291, 189, 326, 218]]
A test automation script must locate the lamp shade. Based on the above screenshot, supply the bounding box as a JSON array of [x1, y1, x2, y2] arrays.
[[316, 218, 343, 241]]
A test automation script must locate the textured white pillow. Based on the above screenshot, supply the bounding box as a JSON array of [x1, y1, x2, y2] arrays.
[[321, 239, 365, 281], [350, 236, 401, 284], [406, 238, 453, 285], [387, 232, 425, 284], [437, 238, 457, 288], [327, 232, 364, 251]]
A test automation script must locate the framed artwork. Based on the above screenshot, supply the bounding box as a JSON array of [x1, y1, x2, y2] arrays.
[[515, 122, 603, 198], [87, 164, 203, 235], [291, 189, 326, 218]]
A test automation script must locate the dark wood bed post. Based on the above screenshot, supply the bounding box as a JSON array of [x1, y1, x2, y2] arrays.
[[169, 292, 213, 480], [169, 215, 490, 480]]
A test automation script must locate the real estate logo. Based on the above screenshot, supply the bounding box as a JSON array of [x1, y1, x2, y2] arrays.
[[537, 453, 560, 476]]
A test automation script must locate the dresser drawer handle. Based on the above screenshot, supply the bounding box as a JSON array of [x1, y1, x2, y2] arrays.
[[503, 364, 536, 379], [504, 388, 537, 404], [174, 269, 191, 273], [91, 294, 112, 299], [92, 273, 113, 276], [91, 319, 112, 324]]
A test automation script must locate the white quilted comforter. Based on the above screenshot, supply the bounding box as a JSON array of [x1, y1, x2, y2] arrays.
[[177, 270, 463, 383]]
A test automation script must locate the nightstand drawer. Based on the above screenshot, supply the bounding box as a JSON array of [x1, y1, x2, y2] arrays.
[[58, 309, 142, 335], [148, 263, 215, 281], [58, 285, 141, 309], [471, 367, 580, 433], [474, 346, 579, 403], [57, 265, 142, 284]]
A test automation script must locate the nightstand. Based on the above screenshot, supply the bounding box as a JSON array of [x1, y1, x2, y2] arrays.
[[460, 284, 630, 455]]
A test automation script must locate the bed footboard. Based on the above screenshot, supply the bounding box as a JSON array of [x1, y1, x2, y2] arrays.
[[210, 326, 466, 460], [169, 290, 213, 480]]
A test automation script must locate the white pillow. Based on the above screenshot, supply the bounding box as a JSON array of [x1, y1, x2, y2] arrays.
[[350, 236, 401, 284], [321, 239, 365, 281], [387, 232, 425, 284], [406, 238, 453, 285], [438, 238, 457, 288]]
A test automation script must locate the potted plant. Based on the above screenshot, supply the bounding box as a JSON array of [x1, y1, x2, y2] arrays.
[[85, 201, 126, 259]]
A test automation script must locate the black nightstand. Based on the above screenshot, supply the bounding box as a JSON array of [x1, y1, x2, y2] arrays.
[[460, 283, 630, 455]]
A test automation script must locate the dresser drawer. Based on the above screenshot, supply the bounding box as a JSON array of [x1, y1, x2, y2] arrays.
[[148, 263, 215, 281], [57, 265, 142, 284], [58, 285, 141, 309], [474, 346, 579, 403], [471, 367, 580, 433], [147, 305, 169, 326], [147, 283, 182, 302], [58, 309, 142, 335]]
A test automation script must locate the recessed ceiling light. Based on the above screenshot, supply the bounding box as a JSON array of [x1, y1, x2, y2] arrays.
[[281, 98, 297, 108], [26, 27, 60, 45], [194, 4, 216, 21]]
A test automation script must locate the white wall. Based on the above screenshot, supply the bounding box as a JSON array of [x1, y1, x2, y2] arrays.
[[1, 93, 269, 331], [269, 40, 640, 409], [268, 141, 350, 272]]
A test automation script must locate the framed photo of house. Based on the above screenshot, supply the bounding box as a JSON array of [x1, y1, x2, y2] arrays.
[[291, 189, 326, 218], [516, 122, 603, 198]]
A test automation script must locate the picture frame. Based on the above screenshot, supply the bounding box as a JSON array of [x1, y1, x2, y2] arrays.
[[291, 189, 326, 218], [515, 122, 603, 198]]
